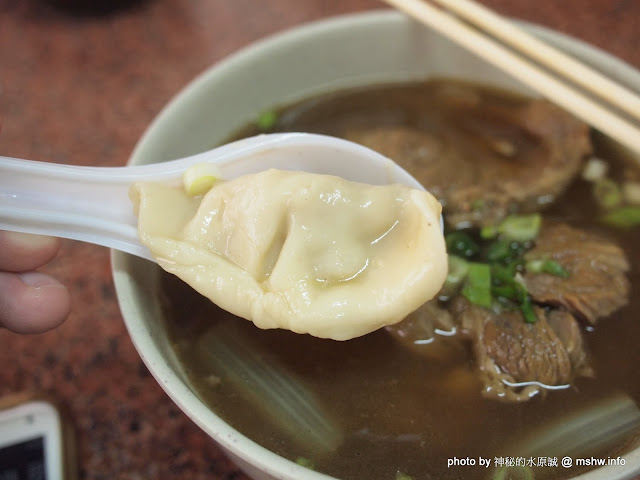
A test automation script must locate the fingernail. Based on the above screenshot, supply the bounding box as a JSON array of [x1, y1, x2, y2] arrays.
[[19, 272, 65, 290], [6, 231, 58, 250]]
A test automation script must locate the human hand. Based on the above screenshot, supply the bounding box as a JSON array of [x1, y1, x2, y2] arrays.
[[0, 231, 71, 333]]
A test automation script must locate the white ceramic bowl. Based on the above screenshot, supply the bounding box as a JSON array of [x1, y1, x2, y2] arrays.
[[112, 10, 640, 480]]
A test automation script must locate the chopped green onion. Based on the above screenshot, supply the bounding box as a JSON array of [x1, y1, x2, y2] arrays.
[[462, 262, 492, 308], [488, 263, 538, 323], [492, 284, 521, 303], [494, 295, 516, 309], [601, 205, 640, 228], [493, 465, 534, 480], [492, 278, 526, 304], [520, 295, 538, 324], [256, 110, 278, 130], [444, 212, 562, 325], [543, 260, 569, 278], [480, 225, 498, 239], [295, 457, 316, 470], [182, 162, 221, 196], [593, 178, 623, 210], [444, 255, 470, 293], [486, 238, 512, 262], [491, 263, 518, 284], [445, 231, 480, 259], [395, 473, 414, 480], [492, 284, 537, 323], [496, 214, 542, 242], [486, 239, 526, 264], [526, 258, 569, 278], [525, 259, 545, 273]]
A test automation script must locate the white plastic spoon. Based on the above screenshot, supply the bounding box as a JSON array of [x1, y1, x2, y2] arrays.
[[0, 132, 427, 261]]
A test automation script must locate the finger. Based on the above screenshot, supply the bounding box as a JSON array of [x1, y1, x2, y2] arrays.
[[0, 272, 71, 334], [0, 231, 62, 272]]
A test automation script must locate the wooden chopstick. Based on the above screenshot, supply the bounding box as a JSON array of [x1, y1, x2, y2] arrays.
[[380, 0, 640, 157], [431, 0, 640, 121]]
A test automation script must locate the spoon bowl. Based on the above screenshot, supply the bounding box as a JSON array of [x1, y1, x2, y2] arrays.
[[0, 132, 426, 261]]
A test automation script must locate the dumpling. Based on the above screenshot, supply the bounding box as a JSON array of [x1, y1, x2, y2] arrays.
[[131, 169, 447, 340]]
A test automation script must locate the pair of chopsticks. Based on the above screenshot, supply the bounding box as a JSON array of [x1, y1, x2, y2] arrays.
[[381, 0, 640, 157]]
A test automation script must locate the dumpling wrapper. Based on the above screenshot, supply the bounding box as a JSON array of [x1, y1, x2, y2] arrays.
[[130, 169, 447, 340]]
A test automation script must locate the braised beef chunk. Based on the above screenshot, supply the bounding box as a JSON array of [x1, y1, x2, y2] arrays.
[[385, 300, 465, 361], [347, 92, 591, 228], [386, 300, 455, 343], [453, 299, 568, 385], [524, 222, 630, 324], [546, 308, 593, 378], [449, 298, 591, 401], [483, 310, 571, 386]]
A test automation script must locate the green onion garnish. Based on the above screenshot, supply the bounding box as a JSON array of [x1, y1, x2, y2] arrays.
[[256, 110, 278, 130], [496, 213, 542, 242], [601, 205, 640, 228], [442, 214, 557, 324], [445, 231, 480, 259], [295, 457, 316, 470], [490, 262, 518, 283], [526, 258, 570, 278], [520, 295, 538, 324], [493, 465, 534, 480], [486, 239, 526, 264], [593, 177, 623, 210], [480, 225, 498, 239], [396, 473, 415, 480], [444, 255, 470, 293], [462, 262, 492, 308]]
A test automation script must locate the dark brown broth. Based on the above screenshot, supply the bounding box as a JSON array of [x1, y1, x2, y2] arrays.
[[162, 80, 640, 480]]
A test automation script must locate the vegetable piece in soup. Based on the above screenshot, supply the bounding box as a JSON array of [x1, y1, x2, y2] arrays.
[[130, 169, 447, 340]]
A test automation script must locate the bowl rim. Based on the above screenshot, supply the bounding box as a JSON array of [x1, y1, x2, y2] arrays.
[[113, 9, 640, 480]]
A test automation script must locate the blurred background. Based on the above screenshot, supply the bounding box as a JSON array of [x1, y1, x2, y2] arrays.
[[1, 1, 639, 478]]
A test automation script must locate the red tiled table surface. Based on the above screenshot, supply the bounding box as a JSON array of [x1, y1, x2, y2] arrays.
[[1, 0, 639, 478]]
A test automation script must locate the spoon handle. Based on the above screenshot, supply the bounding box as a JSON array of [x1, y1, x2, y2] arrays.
[[0, 133, 428, 261], [0, 135, 309, 260], [0, 156, 154, 260]]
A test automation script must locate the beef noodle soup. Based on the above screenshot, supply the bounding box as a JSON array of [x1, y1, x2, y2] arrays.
[[160, 79, 640, 480]]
